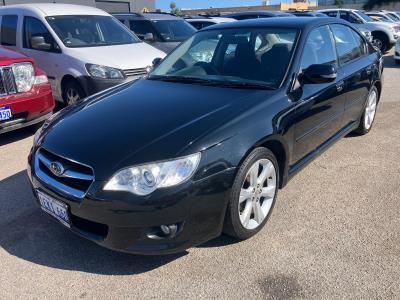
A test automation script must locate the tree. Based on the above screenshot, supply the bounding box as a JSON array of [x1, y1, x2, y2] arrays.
[[363, 0, 400, 10], [170, 1, 182, 15], [334, 0, 345, 8]]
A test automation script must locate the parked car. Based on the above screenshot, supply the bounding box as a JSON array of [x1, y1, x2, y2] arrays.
[[366, 11, 400, 25], [113, 12, 196, 53], [185, 16, 236, 30], [224, 11, 295, 20], [286, 11, 373, 42], [395, 39, 400, 64], [381, 10, 400, 22], [28, 17, 382, 255], [0, 4, 165, 105], [286, 10, 327, 17], [318, 8, 400, 52], [0, 46, 54, 134]]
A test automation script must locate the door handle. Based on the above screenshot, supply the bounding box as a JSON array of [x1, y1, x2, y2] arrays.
[[336, 81, 344, 92]]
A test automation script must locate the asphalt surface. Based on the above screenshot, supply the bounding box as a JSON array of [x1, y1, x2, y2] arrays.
[[0, 54, 399, 299]]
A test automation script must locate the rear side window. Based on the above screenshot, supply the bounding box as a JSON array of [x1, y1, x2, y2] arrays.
[[1, 15, 18, 46], [323, 11, 338, 18], [331, 24, 365, 64], [300, 25, 337, 72], [129, 20, 156, 39]]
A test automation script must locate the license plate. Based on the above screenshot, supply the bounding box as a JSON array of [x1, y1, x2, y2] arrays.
[[0, 106, 12, 121], [37, 190, 71, 228]]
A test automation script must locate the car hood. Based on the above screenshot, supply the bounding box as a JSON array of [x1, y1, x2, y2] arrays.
[[40, 79, 271, 180], [363, 21, 395, 30], [150, 41, 181, 53], [67, 42, 166, 69]]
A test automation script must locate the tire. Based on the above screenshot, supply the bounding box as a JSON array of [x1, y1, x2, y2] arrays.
[[354, 86, 378, 135], [62, 80, 86, 106], [223, 147, 279, 240], [396, 59, 400, 65], [372, 32, 389, 53]]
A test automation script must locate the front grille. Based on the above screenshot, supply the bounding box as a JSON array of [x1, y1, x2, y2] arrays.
[[34, 148, 95, 199], [0, 66, 17, 96], [123, 67, 149, 78]]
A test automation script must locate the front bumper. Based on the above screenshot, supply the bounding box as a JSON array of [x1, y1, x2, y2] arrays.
[[0, 84, 54, 134], [27, 149, 236, 255]]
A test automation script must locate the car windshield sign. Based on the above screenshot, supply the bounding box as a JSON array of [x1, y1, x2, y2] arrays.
[[149, 28, 298, 89], [46, 15, 141, 48]]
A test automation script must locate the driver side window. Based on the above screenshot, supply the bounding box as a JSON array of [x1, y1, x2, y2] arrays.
[[24, 16, 59, 52], [300, 25, 337, 73]]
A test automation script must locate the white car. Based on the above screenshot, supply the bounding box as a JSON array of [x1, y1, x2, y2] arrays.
[[0, 4, 166, 105], [395, 40, 400, 64], [318, 9, 400, 52], [186, 16, 236, 30]]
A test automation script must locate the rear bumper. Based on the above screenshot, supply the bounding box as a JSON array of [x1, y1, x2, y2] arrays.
[[27, 149, 236, 255], [0, 84, 54, 134]]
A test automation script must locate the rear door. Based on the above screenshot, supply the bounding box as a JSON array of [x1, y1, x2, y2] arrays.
[[330, 24, 372, 125], [293, 25, 346, 163]]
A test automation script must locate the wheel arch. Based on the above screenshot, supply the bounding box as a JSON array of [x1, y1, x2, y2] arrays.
[[238, 135, 290, 189]]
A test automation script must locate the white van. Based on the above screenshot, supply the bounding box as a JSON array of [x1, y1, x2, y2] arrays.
[[0, 4, 166, 105]]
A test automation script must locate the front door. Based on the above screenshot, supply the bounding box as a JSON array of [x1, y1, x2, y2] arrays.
[[292, 25, 346, 164], [20, 16, 63, 99]]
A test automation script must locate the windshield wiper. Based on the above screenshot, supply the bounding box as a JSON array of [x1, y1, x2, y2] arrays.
[[149, 76, 275, 90], [214, 81, 276, 90], [149, 75, 215, 84]]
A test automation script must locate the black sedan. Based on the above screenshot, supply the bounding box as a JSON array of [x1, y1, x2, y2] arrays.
[[28, 17, 383, 254]]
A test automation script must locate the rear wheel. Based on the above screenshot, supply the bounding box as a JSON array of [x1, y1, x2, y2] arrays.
[[396, 59, 400, 65], [224, 147, 279, 240], [354, 86, 378, 135], [62, 80, 86, 106]]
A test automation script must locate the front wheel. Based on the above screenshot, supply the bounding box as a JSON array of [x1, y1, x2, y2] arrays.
[[354, 86, 378, 135], [372, 33, 388, 53], [224, 147, 279, 240], [62, 80, 86, 106]]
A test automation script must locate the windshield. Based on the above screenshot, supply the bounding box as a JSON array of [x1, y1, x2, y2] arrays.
[[46, 15, 140, 48], [356, 11, 374, 22], [152, 20, 196, 42], [149, 28, 298, 89]]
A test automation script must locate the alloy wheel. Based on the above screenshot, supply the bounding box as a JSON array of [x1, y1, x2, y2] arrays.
[[238, 159, 277, 230], [364, 89, 377, 130], [66, 88, 80, 105]]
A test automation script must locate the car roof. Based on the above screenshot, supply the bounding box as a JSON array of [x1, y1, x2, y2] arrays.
[[318, 8, 358, 12], [0, 3, 109, 16], [225, 11, 292, 16], [113, 12, 182, 21], [202, 16, 344, 31]]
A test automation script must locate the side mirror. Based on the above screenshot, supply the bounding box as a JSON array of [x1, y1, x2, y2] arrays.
[[152, 57, 162, 68], [301, 64, 337, 84], [31, 36, 51, 50], [144, 33, 155, 41]]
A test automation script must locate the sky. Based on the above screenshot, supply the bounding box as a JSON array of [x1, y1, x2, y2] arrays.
[[155, 0, 281, 11]]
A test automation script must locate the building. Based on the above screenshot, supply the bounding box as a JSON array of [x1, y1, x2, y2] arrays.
[[0, 0, 155, 13], [181, 2, 318, 15]]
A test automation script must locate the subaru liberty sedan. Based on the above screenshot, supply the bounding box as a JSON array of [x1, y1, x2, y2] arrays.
[[28, 18, 382, 254]]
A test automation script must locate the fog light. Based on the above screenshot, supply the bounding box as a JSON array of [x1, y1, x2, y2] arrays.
[[147, 223, 180, 240]]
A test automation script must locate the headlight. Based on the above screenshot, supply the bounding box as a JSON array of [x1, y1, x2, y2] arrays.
[[86, 64, 125, 79], [12, 62, 35, 92], [104, 153, 201, 195]]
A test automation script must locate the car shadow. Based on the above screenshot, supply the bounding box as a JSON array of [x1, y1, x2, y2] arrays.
[[0, 126, 35, 147], [0, 171, 185, 275], [383, 54, 398, 69]]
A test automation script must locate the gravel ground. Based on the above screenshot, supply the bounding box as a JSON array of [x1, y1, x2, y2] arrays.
[[0, 54, 399, 299]]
